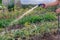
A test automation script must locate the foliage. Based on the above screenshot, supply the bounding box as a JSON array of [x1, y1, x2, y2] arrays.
[[8, 0, 14, 11], [18, 12, 57, 24], [0, 0, 2, 4], [0, 21, 58, 40], [0, 7, 57, 28], [0, 5, 58, 40], [0, 19, 14, 28]]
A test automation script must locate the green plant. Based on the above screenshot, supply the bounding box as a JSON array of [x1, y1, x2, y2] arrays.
[[0, 0, 2, 4], [0, 19, 13, 28], [44, 12, 57, 21], [18, 12, 56, 24], [8, 0, 14, 11]]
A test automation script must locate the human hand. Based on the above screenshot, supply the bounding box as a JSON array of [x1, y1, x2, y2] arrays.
[[56, 8, 60, 14], [38, 4, 45, 8]]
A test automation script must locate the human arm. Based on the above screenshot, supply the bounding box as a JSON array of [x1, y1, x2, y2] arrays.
[[56, 8, 60, 13], [44, 0, 59, 8]]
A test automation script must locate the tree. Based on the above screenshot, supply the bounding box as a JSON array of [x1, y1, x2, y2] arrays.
[[0, 0, 2, 4]]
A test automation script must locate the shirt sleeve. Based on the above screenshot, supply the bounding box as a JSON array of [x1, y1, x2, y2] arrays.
[[48, 0, 56, 3], [44, 0, 56, 3]]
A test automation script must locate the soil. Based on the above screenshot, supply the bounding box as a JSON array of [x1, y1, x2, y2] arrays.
[[13, 31, 60, 40], [1, 25, 60, 40], [7, 24, 24, 31], [28, 32, 60, 40], [6, 24, 60, 40]]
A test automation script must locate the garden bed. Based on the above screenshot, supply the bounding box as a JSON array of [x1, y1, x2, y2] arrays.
[[0, 7, 59, 40]]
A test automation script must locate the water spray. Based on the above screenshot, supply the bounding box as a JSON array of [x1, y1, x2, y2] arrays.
[[8, 4, 45, 26]]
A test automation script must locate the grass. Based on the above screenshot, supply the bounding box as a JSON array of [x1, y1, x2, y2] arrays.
[[18, 12, 57, 24], [0, 21, 58, 40], [0, 7, 57, 28], [0, 6, 58, 40]]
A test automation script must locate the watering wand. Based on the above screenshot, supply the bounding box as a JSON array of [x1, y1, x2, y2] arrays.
[[8, 3, 46, 26], [38, 3, 45, 8], [0, 4, 46, 34], [0, 3, 46, 34], [0, 3, 46, 33]]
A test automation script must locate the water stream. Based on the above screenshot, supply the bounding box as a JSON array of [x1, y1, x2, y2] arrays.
[[9, 5, 38, 26]]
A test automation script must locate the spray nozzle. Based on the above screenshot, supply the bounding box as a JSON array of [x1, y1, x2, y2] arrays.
[[38, 4, 45, 8]]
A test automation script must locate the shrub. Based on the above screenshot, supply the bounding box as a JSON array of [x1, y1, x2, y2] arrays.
[[8, 1, 14, 11]]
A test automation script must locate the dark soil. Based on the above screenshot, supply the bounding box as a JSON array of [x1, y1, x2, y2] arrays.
[[5, 25, 60, 40], [6, 24, 60, 40], [28, 32, 60, 40], [7, 24, 24, 31]]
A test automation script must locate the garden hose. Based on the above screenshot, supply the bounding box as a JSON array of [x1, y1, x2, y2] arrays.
[[8, 4, 45, 26], [0, 4, 46, 34]]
